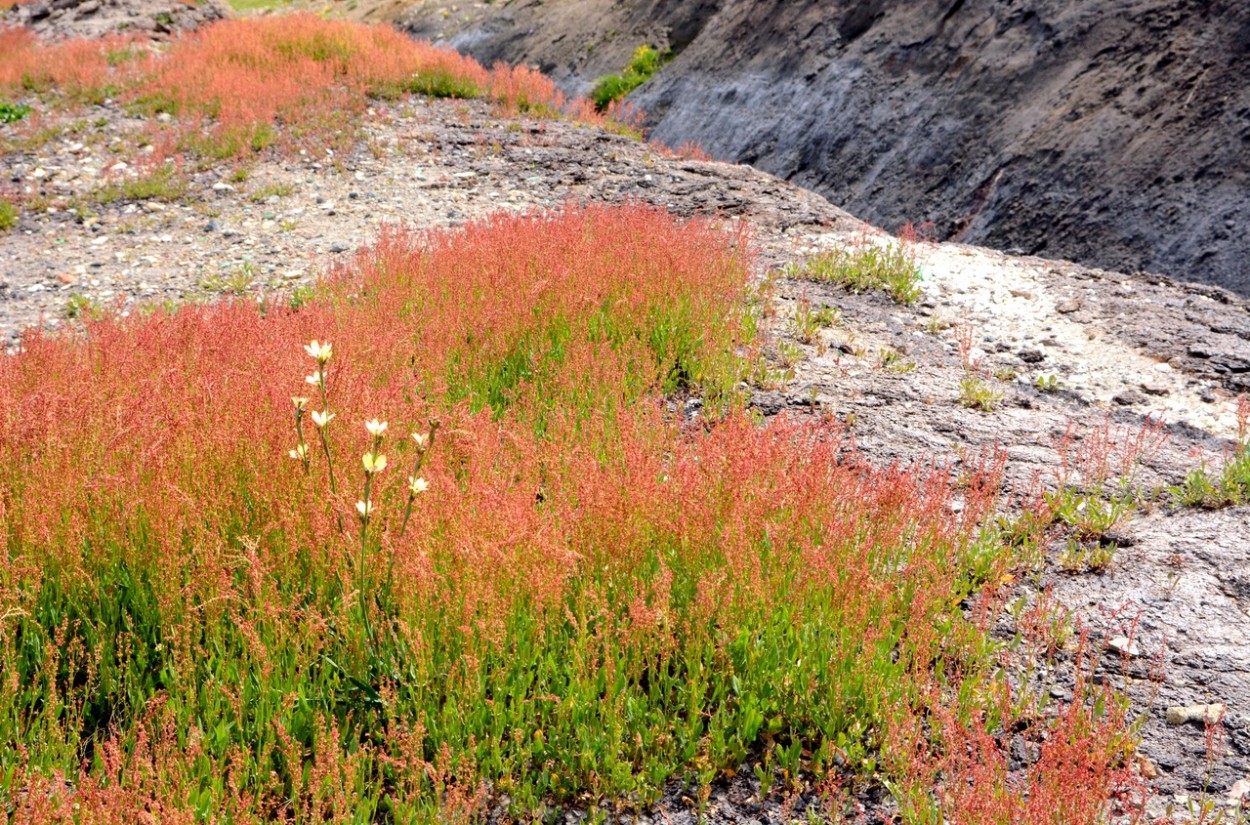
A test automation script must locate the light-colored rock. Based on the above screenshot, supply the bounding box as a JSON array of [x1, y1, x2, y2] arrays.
[[1165, 703, 1226, 726]]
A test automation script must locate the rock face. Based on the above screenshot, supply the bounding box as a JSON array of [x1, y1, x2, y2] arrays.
[[397, 0, 1250, 295]]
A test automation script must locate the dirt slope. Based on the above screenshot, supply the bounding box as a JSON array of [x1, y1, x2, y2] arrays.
[[396, 0, 1250, 295]]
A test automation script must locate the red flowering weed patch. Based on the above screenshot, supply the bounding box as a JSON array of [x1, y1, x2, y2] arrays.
[[0, 203, 1138, 821], [0, 15, 630, 160]]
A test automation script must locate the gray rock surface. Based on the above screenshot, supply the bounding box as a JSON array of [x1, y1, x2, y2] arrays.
[[398, 0, 1250, 295]]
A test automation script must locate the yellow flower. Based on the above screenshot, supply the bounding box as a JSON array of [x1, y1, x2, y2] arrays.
[[408, 476, 429, 495], [304, 340, 333, 364], [412, 432, 429, 449], [311, 410, 335, 428], [362, 451, 387, 474], [355, 500, 375, 519], [289, 444, 309, 460], [291, 396, 309, 411], [365, 419, 388, 438]]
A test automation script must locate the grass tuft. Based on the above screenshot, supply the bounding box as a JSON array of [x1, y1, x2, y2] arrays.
[[786, 239, 922, 304], [0, 196, 16, 230]]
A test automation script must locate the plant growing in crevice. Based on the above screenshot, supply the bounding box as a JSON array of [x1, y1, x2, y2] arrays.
[[589, 45, 669, 112], [1044, 415, 1170, 569], [955, 320, 1001, 412], [1171, 394, 1250, 508]]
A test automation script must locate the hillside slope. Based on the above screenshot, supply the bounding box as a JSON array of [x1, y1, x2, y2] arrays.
[[398, 0, 1250, 294]]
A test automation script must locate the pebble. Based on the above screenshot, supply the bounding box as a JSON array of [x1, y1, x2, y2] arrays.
[[1165, 703, 1225, 726], [1106, 636, 1141, 657]]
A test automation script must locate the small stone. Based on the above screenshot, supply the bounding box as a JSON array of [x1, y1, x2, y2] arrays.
[[204, 220, 220, 233], [329, 242, 350, 253], [1165, 703, 1225, 727], [1018, 349, 1045, 363], [1200, 386, 1217, 403], [211, 182, 235, 193], [1056, 298, 1081, 313], [1228, 778, 1250, 805], [1113, 389, 1148, 406], [1135, 754, 1158, 780], [1106, 636, 1141, 657]]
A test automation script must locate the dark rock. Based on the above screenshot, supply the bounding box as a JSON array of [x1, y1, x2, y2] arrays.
[[1056, 298, 1082, 314], [1114, 389, 1148, 406], [1018, 349, 1045, 364], [1210, 353, 1250, 373]]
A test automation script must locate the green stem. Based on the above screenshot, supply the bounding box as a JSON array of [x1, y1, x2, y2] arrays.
[[357, 434, 382, 652], [294, 408, 310, 473], [398, 420, 439, 539]]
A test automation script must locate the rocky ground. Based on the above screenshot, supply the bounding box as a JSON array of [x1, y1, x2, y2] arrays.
[[1, 0, 227, 40], [3, 7, 1250, 823]]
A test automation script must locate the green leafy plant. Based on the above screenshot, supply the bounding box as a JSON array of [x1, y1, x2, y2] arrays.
[[879, 347, 916, 373], [64, 293, 103, 320], [790, 295, 837, 344], [960, 376, 1001, 412], [1035, 373, 1061, 392], [590, 45, 669, 111], [0, 101, 33, 123]]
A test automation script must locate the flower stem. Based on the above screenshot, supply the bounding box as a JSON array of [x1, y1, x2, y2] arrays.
[[293, 408, 310, 474], [398, 420, 439, 539]]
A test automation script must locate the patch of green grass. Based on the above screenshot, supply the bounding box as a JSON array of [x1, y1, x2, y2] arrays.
[[590, 45, 669, 112], [0, 198, 17, 230], [249, 181, 295, 202], [786, 242, 923, 305], [402, 69, 484, 100], [226, 0, 288, 13], [90, 166, 188, 204]]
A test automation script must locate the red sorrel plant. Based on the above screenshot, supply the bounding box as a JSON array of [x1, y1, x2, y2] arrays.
[[1, 16, 628, 163], [0, 203, 1135, 822]]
